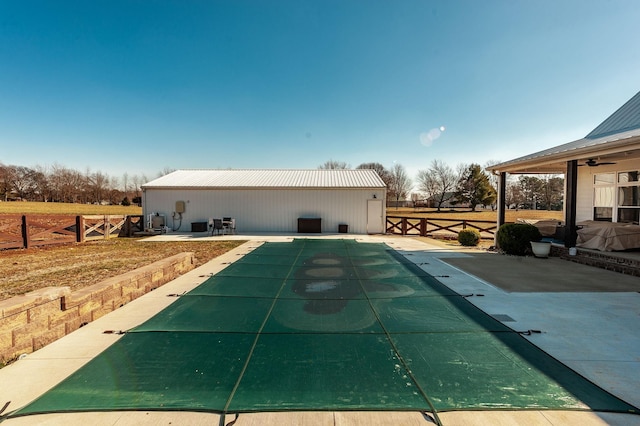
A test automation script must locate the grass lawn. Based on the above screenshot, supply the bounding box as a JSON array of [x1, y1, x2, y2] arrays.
[[0, 201, 142, 215]]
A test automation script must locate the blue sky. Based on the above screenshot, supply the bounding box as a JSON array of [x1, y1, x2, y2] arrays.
[[1, 0, 639, 184]]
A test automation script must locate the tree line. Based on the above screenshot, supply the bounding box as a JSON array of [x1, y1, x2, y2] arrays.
[[0, 163, 156, 205], [320, 160, 564, 211], [0, 159, 563, 211]]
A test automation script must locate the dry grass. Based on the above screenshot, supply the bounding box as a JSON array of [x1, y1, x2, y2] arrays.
[[0, 201, 142, 215], [0, 202, 243, 302], [0, 238, 244, 301], [387, 207, 564, 222]]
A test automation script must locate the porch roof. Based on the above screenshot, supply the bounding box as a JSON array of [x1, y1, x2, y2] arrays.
[[488, 91, 640, 175]]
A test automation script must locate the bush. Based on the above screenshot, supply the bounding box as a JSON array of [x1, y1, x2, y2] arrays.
[[496, 223, 542, 256], [458, 229, 481, 246]]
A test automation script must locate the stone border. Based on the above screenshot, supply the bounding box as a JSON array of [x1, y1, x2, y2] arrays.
[[0, 252, 195, 364]]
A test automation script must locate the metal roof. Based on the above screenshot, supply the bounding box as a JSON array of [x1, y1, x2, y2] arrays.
[[488, 91, 640, 174], [142, 169, 387, 189], [586, 91, 640, 139]]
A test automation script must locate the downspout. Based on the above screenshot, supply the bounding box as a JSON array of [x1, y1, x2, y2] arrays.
[[564, 160, 578, 248], [142, 188, 148, 230], [495, 171, 507, 247]]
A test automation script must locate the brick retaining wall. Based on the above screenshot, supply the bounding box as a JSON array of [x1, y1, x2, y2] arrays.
[[0, 252, 195, 364], [551, 245, 640, 276]]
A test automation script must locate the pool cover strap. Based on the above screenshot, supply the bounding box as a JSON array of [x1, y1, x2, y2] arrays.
[[10, 239, 638, 419]]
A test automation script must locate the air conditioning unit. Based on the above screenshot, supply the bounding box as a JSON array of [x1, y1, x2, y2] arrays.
[[148, 214, 166, 232]]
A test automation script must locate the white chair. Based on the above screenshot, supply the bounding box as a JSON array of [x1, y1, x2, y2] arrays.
[[223, 217, 236, 234]]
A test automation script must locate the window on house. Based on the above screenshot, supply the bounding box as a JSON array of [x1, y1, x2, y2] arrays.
[[618, 170, 640, 224], [593, 173, 614, 221]]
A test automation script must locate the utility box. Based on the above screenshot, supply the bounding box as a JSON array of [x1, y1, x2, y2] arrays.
[[338, 224, 348, 233]]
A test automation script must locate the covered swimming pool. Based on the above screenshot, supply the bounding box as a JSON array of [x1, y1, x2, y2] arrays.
[[9, 239, 637, 424]]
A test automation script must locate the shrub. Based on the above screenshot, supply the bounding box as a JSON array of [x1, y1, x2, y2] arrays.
[[458, 229, 481, 246], [496, 223, 542, 256]]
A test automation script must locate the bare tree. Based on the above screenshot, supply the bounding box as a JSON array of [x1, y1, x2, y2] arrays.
[[10, 166, 41, 200], [483, 160, 501, 191], [483, 160, 502, 210], [518, 175, 545, 210], [505, 177, 524, 209], [0, 163, 15, 201], [122, 172, 129, 193], [32, 165, 51, 202], [356, 162, 393, 193], [388, 163, 412, 209], [416, 160, 458, 211], [356, 162, 388, 178], [0, 160, 167, 204], [85, 170, 110, 204], [539, 174, 564, 210], [50, 164, 80, 203], [157, 167, 176, 177], [131, 174, 142, 196], [318, 160, 350, 169]]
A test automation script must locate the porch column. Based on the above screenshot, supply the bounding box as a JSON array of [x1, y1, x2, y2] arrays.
[[565, 160, 578, 247], [496, 172, 507, 246]]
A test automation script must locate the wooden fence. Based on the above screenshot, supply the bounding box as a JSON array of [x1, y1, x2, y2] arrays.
[[0, 215, 144, 250], [386, 216, 499, 239]]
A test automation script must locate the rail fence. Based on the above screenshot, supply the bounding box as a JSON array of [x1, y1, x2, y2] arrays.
[[1, 214, 499, 249], [0, 214, 144, 250], [386, 216, 499, 239]]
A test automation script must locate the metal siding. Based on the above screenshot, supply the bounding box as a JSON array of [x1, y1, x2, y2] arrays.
[[143, 187, 386, 233]]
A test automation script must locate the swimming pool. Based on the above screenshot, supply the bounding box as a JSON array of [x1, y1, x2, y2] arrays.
[[11, 239, 637, 422]]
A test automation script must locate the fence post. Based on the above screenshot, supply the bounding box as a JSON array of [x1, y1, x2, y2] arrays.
[[401, 218, 407, 235], [462, 220, 467, 230], [420, 218, 427, 236], [104, 215, 110, 239], [21, 215, 30, 249], [76, 216, 85, 243]]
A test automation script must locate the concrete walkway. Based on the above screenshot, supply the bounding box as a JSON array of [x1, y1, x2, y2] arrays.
[[1, 233, 638, 426]]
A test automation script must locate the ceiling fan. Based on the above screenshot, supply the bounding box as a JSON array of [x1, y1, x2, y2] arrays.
[[580, 158, 617, 167]]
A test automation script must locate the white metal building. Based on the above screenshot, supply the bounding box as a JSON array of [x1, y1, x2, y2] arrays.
[[141, 169, 387, 234]]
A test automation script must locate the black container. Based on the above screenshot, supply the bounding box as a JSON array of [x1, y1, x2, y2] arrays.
[[298, 218, 321, 233], [191, 222, 208, 232]]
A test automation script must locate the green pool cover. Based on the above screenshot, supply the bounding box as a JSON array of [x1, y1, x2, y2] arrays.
[[11, 239, 638, 420]]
